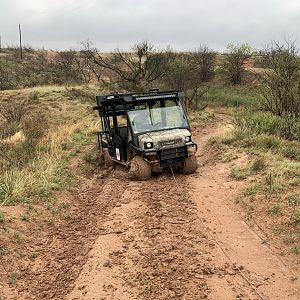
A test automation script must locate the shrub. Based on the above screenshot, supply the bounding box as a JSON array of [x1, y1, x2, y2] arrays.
[[0, 94, 29, 123], [28, 91, 40, 101], [191, 83, 260, 108], [252, 157, 267, 172], [223, 43, 252, 85], [261, 41, 300, 119], [83, 40, 169, 92], [282, 142, 300, 161], [256, 135, 282, 150], [191, 45, 216, 82]]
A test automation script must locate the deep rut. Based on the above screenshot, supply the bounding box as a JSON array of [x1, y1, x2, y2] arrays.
[[67, 174, 216, 300], [16, 169, 129, 299]]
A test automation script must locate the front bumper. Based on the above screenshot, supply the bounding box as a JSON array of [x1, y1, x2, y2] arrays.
[[142, 143, 197, 168]]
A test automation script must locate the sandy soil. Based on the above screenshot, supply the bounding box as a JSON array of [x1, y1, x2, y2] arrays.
[[2, 116, 299, 299]]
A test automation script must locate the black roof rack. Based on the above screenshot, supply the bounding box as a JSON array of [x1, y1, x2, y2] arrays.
[[94, 89, 183, 108]]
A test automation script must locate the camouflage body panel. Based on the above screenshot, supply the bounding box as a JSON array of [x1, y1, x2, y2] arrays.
[[139, 129, 192, 150]]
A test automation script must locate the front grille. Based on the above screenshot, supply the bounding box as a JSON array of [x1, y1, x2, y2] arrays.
[[159, 138, 182, 148], [160, 146, 186, 161]]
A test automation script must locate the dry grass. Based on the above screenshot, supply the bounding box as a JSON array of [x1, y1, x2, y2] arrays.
[[0, 85, 102, 205]]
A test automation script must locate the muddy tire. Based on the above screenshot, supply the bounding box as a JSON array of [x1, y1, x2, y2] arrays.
[[180, 155, 198, 174], [129, 156, 151, 181], [102, 149, 115, 168]]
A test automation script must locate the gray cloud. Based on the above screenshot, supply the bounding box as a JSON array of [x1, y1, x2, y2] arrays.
[[0, 0, 300, 51]]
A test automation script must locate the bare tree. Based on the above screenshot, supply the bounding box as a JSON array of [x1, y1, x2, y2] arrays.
[[82, 41, 169, 92], [191, 45, 216, 82], [260, 40, 300, 118], [73, 51, 94, 83]]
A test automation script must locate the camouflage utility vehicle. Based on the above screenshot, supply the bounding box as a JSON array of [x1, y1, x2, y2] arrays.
[[93, 89, 198, 180]]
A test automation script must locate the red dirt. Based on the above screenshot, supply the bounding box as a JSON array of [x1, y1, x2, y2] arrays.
[[1, 115, 299, 299]]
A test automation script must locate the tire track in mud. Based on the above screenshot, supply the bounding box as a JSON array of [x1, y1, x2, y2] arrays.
[[68, 173, 215, 300], [14, 115, 300, 299], [66, 119, 260, 300], [16, 168, 129, 300], [127, 175, 213, 299]]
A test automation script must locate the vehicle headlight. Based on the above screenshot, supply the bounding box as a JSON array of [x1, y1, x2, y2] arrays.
[[144, 142, 154, 149], [185, 136, 192, 143]]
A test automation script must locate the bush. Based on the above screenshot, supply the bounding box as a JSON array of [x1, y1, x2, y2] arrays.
[[223, 43, 252, 85], [0, 60, 17, 90], [191, 45, 216, 82], [261, 41, 300, 118], [0, 170, 28, 205], [0, 94, 29, 123], [252, 157, 267, 172], [256, 135, 282, 150], [282, 142, 300, 161]]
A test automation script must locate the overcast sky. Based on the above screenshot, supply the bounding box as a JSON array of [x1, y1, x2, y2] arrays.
[[0, 0, 299, 51]]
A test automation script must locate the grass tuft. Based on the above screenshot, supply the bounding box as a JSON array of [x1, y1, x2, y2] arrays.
[[230, 164, 252, 180], [0, 211, 4, 222]]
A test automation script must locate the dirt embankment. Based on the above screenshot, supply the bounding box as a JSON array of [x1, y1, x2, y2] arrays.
[[2, 115, 299, 300]]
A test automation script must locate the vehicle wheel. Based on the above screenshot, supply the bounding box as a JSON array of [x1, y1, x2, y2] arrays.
[[102, 149, 115, 168], [180, 155, 198, 174], [129, 156, 151, 181]]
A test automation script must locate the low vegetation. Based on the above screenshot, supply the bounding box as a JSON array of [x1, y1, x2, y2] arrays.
[[0, 85, 101, 206], [211, 115, 300, 258]]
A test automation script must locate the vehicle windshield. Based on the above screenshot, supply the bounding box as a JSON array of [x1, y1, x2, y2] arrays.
[[127, 99, 188, 134]]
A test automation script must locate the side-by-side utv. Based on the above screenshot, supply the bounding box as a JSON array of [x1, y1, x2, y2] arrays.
[[93, 89, 198, 180]]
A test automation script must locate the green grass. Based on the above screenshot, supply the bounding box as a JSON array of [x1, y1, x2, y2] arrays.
[[230, 157, 267, 181], [188, 110, 215, 126], [252, 157, 267, 172], [268, 203, 281, 215], [230, 164, 252, 180], [234, 110, 300, 141], [243, 182, 262, 196], [292, 210, 300, 223], [0, 246, 6, 255], [284, 234, 296, 245], [208, 92, 300, 259], [291, 245, 300, 254], [199, 83, 261, 107]]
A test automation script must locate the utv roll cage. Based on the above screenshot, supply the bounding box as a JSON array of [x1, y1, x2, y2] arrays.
[[93, 89, 198, 179], [93, 89, 189, 159]]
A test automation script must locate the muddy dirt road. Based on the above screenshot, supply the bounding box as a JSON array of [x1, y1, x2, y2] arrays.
[[10, 116, 300, 299]]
